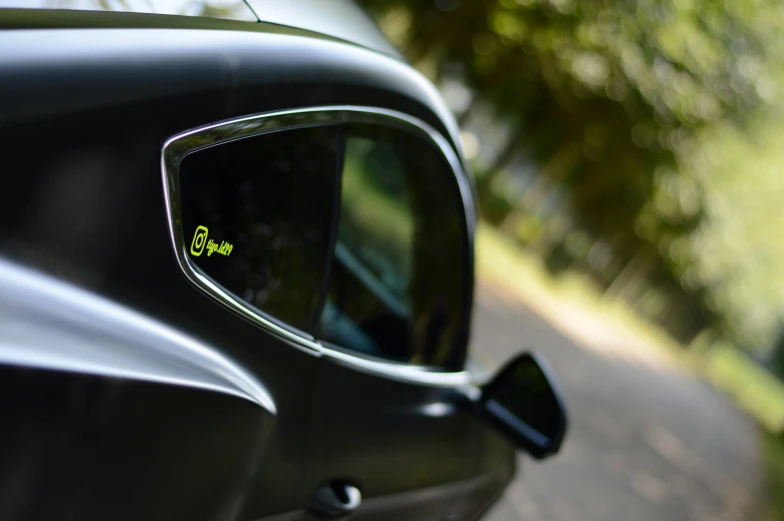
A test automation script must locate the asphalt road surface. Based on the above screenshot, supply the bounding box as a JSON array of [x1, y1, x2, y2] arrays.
[[471, 280, 767, 521]]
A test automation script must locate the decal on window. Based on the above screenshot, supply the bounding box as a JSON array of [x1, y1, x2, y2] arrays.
[[178, 125, 339, 332], [190, 225, 208, 256], [190, 225, 233, 258]]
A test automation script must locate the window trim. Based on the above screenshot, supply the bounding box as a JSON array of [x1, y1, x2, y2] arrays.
[[161, 105, 476, 386]]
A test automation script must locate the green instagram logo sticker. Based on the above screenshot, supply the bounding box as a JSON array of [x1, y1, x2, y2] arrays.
[[190, 225, 234, 258], [190, 225, 208, 256]]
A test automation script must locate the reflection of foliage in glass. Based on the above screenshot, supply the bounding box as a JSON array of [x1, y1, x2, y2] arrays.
[[339, 137, 414, 301], [320, 125, 468, 369]]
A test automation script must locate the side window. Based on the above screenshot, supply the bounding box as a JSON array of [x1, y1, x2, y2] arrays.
[[318, 124, 468, 369], [179, 126, 339, 333]]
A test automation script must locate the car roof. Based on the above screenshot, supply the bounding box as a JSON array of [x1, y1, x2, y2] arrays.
[[0, 0, 403, 60], [244, 0, 403, 60]]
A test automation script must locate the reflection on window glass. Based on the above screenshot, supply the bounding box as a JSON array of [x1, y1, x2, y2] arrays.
[[339, 137, 414, 305], [318, 124, 468, 369], [179, 127, 338, 333]]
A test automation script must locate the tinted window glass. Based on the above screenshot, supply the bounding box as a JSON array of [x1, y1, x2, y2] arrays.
[[179, 126, 339, 332], [318, 125, 468, 369]]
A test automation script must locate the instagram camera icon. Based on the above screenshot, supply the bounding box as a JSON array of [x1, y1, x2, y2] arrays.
[[190, 225, 208, 256]]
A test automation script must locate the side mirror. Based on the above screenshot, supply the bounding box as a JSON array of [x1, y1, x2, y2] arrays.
[[480, 352, 567, 460]]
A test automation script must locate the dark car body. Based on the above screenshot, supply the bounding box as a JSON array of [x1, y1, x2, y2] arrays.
[[0, 2, 563, 520]]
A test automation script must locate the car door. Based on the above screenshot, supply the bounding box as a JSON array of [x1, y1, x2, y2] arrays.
[[164, 120, 347, 520], [308, 115, 486, 521], [0, 48, 339, 519]]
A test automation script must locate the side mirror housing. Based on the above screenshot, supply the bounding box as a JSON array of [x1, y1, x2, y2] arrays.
[[480, 352, 567, 460]]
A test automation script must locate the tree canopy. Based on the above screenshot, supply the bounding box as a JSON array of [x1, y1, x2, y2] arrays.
[[360, 0, 784, 353]]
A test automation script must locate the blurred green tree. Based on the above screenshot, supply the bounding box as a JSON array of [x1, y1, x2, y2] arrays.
[[359, 0, 784, 347]]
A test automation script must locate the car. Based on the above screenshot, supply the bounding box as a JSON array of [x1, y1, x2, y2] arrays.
[[0, 2, 567, 520]]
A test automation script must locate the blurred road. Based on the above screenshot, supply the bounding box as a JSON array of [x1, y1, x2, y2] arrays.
[[471, 279, 767, 521]]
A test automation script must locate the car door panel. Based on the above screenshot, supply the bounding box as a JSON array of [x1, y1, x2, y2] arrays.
[[0, 256, 282, 521], [312, 360, 480, 521], [0, 367, 266, 521]]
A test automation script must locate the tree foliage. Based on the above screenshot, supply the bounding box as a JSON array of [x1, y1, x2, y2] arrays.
[[360, 0, 784, 350]]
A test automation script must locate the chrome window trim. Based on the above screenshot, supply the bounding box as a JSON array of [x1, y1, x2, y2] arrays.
[[161, 105, 477, 387]]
